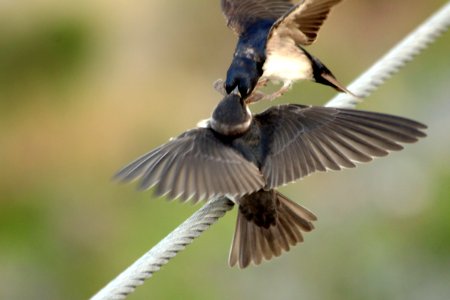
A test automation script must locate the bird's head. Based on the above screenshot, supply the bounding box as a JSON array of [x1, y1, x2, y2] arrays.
[[210, 91, 252, 136]]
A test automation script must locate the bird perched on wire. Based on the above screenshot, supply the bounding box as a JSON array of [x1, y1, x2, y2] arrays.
[[115, 92, 426, 268], [216, 0, 356, 101]]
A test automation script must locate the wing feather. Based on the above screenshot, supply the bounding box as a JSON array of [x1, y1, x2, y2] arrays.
[[256, 105, 427, 188], [115, 128, 265, 202], [221, 0, 295, 35], [268, 0, 342, 45]]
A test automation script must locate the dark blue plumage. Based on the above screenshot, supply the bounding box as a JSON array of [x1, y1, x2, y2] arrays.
[[225, 20, 274, 98]]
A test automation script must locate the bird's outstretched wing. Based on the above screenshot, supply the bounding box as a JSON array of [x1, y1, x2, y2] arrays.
[[221, 0, 295, 35], [268, 0, 342, 46], [115, 128, 265, 202], [256, 105, 427, 188]]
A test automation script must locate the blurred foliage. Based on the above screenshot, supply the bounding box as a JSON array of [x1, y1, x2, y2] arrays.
[[0, 18, 90, 109], [0, 1, 449, 300], [414, 171, 450, 257]]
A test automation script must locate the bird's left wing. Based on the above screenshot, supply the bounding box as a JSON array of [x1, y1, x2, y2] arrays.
[[221, 0, 295, 35], [256, 104, 427, 189], [268, 0, 342, 46]]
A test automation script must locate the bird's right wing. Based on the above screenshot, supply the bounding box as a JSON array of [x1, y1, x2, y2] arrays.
[[221, 0, 295, 35], [115, 127, 265, 202], [268, 0, 342, 46]]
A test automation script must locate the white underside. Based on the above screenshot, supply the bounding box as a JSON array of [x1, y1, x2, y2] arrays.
[[262, 52, 313, 85]]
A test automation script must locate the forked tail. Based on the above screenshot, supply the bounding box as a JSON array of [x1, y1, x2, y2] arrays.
[[229, 190, 317, 268]]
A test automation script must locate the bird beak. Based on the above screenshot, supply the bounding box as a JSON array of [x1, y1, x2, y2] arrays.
[[231, 86, 240, 96]]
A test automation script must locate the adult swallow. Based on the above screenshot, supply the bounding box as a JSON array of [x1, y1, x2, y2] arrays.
[[115, 93, 426, 267], [219, 0, 355, 100]]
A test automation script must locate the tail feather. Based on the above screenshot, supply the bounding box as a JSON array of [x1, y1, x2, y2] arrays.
[[278, 215, 302, 245], [264, 226, 282, 258], [307, 50, 359, 98], [279, 193, 317, 231], [251, 225, 263, 265], [271, 222, 289, 252], [320, 72, 359, 98], [258, 226, 272, 261], [239, 217, 250, 268], [229, 191, 317, 268], [228, 216, 241, 267]]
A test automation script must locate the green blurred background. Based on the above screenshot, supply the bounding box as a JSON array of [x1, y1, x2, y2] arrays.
[[0, 1, 449, 299]]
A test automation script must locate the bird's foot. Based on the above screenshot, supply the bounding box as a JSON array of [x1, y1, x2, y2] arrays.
[[245, 91, 266, 104], [261, 85, 290, 101], [255, 78, 269, 89], [213, 78, 227, 96]]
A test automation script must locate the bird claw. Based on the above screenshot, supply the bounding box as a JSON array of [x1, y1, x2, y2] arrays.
[[259, 86, 290, 102], [213, 78, 291, 103], [245, 91, 266, 104], [255, 78, 269, 89]]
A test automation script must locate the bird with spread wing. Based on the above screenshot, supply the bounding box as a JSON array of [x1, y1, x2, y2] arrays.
[[115, 93, 426, 268], [216, 0, 356, 102]]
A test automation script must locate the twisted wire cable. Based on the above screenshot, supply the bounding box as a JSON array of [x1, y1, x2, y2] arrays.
[[91, 197, 234, 300], [326, 2, 450, 108], [91, 3, 450, 299]]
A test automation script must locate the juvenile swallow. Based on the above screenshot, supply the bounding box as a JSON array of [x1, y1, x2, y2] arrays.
[[219, 0, 355, 100], [115, 93, 426, 267]]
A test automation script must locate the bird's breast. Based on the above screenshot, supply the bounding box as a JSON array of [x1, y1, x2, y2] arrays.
[[262, 49, 313, 83]]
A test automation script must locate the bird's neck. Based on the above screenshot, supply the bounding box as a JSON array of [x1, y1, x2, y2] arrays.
[[210, 105, 253, 137], [236, 21, 273, 62]]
